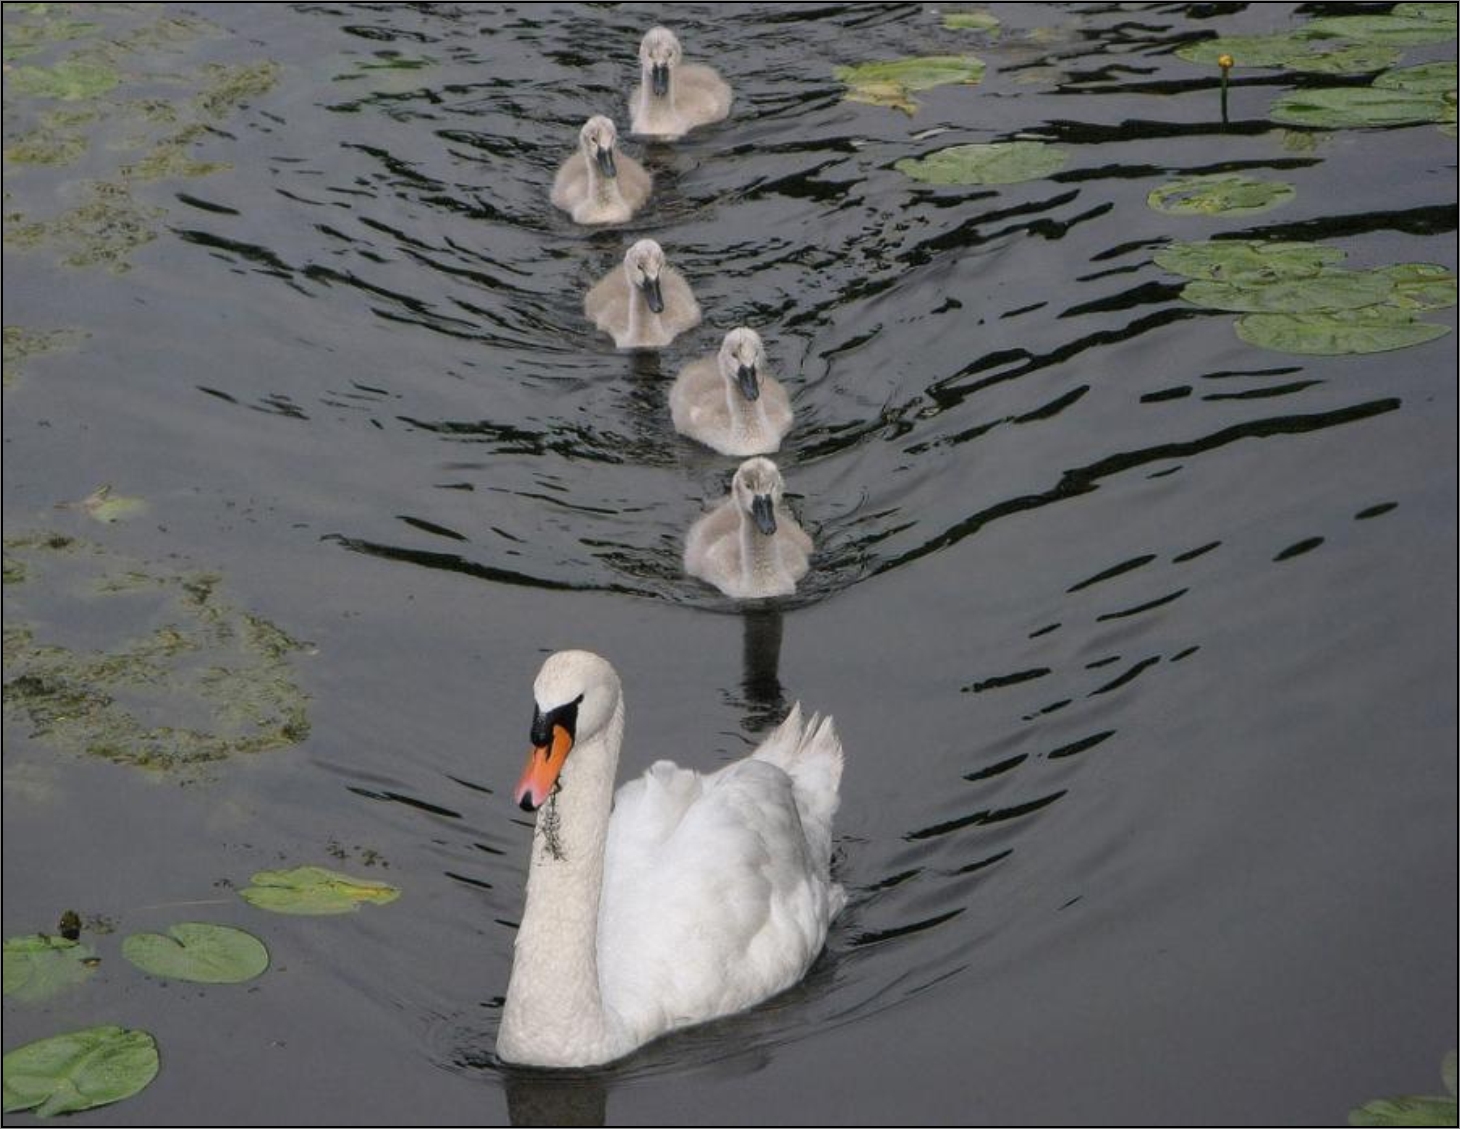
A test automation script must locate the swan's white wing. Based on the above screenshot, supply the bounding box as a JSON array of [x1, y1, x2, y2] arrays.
[[658, 266, 702, 336], [599, 750, 837, 1043], [584, 270, 630, 334], [551, 152, 588, 212], [670, 356, 726, 437], [616, 153, 653, 211]]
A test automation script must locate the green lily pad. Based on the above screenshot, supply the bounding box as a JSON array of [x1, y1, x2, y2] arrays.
[[1182, 269, 1395, 313], [1374, 61, 1459, 93], [1349, 1096, 1459, 1126], [2, 935, 97, 1002], [1236, 308, 1450, 355], [1376, 263, 1458, 310], [122, 922, 268, 984], [835, 55, 985, 114], [944, 11, 1000, 32], [240, 866, 400, 915], [2, 1026, 159, 1118], [1284, 43, 1403, 75], [1394, 2, 1458, 22], [1175, 33, 1327, 68], [1147, 174, 1295, 217], [6, 59, 119, 101], [896, 141, 1067, 185], [1271, 86, 1450, 128], [1155, 240, 1346, 282], [1304, 14, 1456, 46]]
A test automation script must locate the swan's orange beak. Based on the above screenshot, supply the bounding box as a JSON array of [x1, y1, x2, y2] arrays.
[[516, 723, 573, 812]]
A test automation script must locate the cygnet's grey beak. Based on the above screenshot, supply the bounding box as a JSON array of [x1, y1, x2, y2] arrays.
[[651, 61, 670, 97], [736, 363, 760, 402], [594, 144, 617, 179], [751, 494, 777, 536], [640, 274, 665, 314]]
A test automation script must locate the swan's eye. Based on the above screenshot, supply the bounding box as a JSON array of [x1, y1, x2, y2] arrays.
[[530, 694, 582, 747]]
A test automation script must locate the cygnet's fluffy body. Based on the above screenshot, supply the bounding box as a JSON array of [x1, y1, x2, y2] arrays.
[[671, 327, 793, 456], [630, 27, 732, 140], [551, 115, 652, 226], [585, 238, 701, 350], [684, 457, 811, 599]]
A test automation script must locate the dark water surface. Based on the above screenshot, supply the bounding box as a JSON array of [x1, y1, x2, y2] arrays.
[[3, 2, 1456, 1125]]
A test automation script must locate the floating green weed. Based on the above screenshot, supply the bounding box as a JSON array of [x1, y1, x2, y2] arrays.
[[1176, 33, 1328, 69], [1283, 43, 1402, 75], [1350, 1050, 1459, 1126], [1147, 174, 1295, 217], [1182, 269, 1394, 313], [896, 140, 1067, 184], [2, 1027, 158, 1118], [122, 923, 268, 984], [2, 935, 97, 1002], [1375, 60, 1459, 93], [1235, 308, 1450, 355], [240, 866, 401, 915], [835, 55, 985, 113], [1154, 240, 1346, 282], [2, 325, 85, 389], [2, 535, 312, 772]]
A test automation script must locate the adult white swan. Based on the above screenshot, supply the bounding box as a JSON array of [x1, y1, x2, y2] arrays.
[[630, 26, 732, 140], [496, 650, 845, 1068]]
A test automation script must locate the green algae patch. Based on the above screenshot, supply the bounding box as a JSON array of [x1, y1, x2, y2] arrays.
[[2, 1026, 158, 1118], [836, 55, 985, 114], [70, 485, 149, 524], [2, 935, 97, 1002], [944, 11, 999, 33], [1147, 174, 1295, 217], [1283, 43, 1402, 75], [2, 325, 86, 389], [3, 129, 87, 166], [122, 923, 268, 984], [896, 140, 1067, 185], [1271, 86, 1450, 128], [1375, 263, 1458, 311], [120, 142, 228, 181], [2, 536, 312, 773], [4, 180, 163, 273], [240, 866, 401, 915], [192, 60, 280, 118], [5, 59, 119, 100], [1235, 308, 1450, 355]]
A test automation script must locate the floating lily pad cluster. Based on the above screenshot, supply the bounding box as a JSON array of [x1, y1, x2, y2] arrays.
[[835, 55, 985, 114], [896, 140, 1068, 185], [1175, 4, 1456, 130], [1158, 240, 1457, 355], [943, 10, 1000, 34], [3, 865, 399, 1116], [1147, 173, 1296, 217]]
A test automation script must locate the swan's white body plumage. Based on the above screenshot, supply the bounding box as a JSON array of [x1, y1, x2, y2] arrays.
[[550, 116, 652, 226], [630, 28, 732, 140], [685, 458, 811, 599], [670, 328, 793, 456], [497, 652, 844, 1067]]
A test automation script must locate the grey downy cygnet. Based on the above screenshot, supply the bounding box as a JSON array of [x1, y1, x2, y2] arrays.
[[584, 238, 701, 349], [551, 115, 652, 225], [684, 457, 811, 599], [630, 27, 732, 140], [670, 327, 792, 456]]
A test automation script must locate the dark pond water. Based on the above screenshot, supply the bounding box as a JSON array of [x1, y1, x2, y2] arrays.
[[3, 2, 1456, 1124]]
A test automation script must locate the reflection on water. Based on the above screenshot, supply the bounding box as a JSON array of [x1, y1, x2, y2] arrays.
[[2, 1, 1454, 1124]]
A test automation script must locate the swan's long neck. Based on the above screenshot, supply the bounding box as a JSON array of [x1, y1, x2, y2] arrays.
[[738, 507, 785, 588], [626, 283, 667, 347], [638, 65, 677, 129], [498, 698, 626, 1067], [724, 378, 772, 446], [584, 153, 625, 212]]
